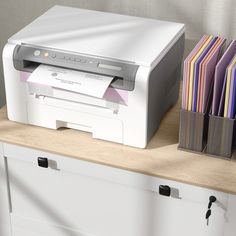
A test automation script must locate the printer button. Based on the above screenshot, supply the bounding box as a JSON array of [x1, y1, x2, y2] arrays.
[[34, 50, 41, 57], [81, 59, 87, 63], [51, 53, 56, 58], [76, 58, 81, 62]]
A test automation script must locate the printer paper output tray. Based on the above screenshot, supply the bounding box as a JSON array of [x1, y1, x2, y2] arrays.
[[27, 64, 115, 99]]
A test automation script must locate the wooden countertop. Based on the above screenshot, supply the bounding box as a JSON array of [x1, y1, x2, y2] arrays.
[[0, 98, 236, 195]]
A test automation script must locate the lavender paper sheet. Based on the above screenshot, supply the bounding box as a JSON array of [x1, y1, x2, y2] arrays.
[[201, 39, 226, 113], [218, 72, 227, 116], [212, 40, 236, 115], [228, 64, 236, 118]]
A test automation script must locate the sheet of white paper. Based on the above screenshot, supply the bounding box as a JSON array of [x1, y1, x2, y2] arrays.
[[27, 64, 114, 98]]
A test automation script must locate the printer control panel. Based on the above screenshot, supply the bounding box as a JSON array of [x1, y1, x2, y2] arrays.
[[32, 49, 99, 68], [13, 45, 139, 91], [33, 50, 122, 71]]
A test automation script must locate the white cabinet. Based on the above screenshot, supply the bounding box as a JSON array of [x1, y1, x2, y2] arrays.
[[0, 143, 231, 236], [224, 194, 236, 236], [0, 143, 11, 236]]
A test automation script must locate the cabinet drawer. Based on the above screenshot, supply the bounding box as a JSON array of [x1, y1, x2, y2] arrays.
[[3, 143, 228, 236]]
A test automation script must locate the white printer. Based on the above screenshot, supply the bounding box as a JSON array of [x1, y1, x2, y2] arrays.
[[3, 6, 185, 148]]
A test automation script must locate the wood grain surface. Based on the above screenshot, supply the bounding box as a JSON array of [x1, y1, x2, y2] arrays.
[[0, 97, 236, 195]]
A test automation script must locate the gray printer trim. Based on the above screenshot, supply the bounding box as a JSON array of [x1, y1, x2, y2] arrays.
[[13, 45, 139, 91]]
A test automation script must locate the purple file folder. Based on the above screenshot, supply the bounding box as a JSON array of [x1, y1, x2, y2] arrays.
[[212, 40, 236, 115], [218, 72, 227, 116], [192, 37, 218, 112], [228, 65, 236, 118], [201, 39, 226, 113]]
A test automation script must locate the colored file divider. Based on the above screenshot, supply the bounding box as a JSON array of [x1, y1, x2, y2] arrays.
[[192, 36, 218, 112], [182, 36, 208, 110], [212, 40, 236, 116], [187, 36, 214, 111], [217, 72, 227, 117], [197, 38, 226, 113], [228, 65, 236, 118], [224, 56, 236, 117]]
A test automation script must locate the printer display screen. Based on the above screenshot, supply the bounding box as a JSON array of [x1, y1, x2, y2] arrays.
[[98, 63, 122, 71]]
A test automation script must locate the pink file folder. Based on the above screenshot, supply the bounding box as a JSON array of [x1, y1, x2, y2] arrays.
[[182, 36, 208, 110]]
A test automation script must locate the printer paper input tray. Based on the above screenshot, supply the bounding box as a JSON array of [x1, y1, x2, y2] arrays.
[[27, 94, 123, 143]]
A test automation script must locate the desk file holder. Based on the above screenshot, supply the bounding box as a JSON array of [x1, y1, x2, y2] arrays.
[[179, 85, 212, 153], [178, 109, 209, 152], [207, 115, 236, 158]]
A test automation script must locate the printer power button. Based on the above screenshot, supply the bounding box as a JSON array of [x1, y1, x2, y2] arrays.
[[34, 50, 41, 57]]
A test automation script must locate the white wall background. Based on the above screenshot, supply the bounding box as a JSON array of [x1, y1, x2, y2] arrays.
[[0, 0, 236, 107]]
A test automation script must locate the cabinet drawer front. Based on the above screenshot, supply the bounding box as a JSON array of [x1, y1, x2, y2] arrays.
[[3, 143, 228, 236], [11, 215, 92, 236]]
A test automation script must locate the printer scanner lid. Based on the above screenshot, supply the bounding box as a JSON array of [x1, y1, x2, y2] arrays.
[[9, 6, 185, 67]]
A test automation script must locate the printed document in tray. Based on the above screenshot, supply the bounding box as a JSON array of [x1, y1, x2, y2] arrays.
[[27, 64, 114, 98]]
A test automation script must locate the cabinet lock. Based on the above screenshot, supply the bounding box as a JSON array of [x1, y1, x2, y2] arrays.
[[38, 157, 48, 168], [159, 185, 171, 197]]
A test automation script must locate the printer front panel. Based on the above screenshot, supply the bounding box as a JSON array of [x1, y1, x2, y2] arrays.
[[24, 66, 150, 148], [3, 43, 151, 148], [25, 73, 129, 144]]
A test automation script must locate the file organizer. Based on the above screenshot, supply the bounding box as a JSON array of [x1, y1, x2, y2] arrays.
[[206, 42, 236, 158], [179, 35, 225, 153], [179, 93, 211, 152], [207, 115, 235, 158]]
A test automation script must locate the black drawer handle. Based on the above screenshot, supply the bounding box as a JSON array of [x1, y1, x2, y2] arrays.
[[38, 157, 48, 168], [159, 185, 171, 197]]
